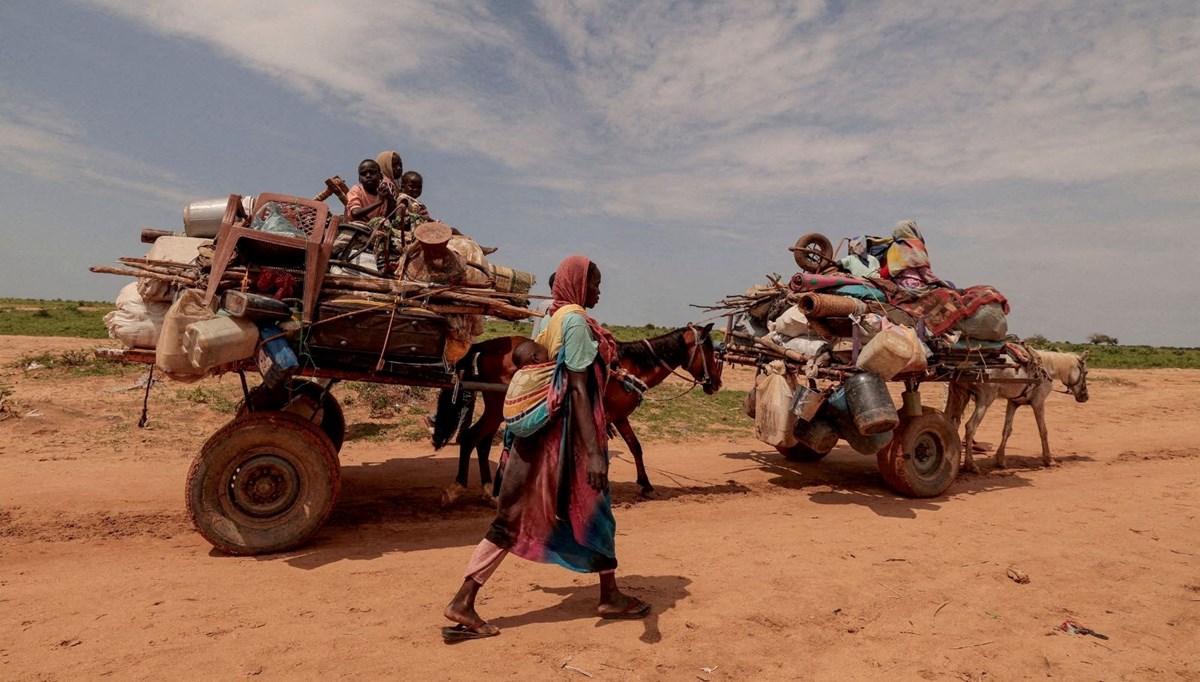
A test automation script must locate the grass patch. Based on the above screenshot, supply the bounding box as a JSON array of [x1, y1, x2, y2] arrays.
[[1027, 341, 1200, 369], [10, 349, 141, 377], [174, 385, 239, 414], [479, 319, 533, 340], [0, 298, 112, 338], [343, 382, 436, 419], [345, 419, 429, 443], [629, 387, 750, 441]]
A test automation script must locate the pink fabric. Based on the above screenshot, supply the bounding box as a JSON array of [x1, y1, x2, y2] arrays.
[[464, 539, 508, 584], [344, 184, 388, 221], [789, 272, 869, 292], [548, 255, 617, 365]]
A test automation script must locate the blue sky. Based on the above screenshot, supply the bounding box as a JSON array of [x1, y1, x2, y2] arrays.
[[1, 0, 1197, 345]]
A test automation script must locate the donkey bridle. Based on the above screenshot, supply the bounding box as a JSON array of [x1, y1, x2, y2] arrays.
[[640, 323, 715, 393]]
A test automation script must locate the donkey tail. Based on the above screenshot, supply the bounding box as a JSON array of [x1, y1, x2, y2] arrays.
[[431, 386, 476, 450], [431, 348, 482, 450]]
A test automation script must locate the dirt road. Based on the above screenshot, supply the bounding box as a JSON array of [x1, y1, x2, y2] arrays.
[[1, 336, 1197, 680]]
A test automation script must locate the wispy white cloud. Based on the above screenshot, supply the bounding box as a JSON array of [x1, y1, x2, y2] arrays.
[[0, 85, 196, 205], [78, 1, 1200, 223], [26, 0, 1199, 344]]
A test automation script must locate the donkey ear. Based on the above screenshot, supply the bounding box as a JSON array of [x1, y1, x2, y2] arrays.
[[1079, 350, 1089, 362], [701, 322, 715, 335]]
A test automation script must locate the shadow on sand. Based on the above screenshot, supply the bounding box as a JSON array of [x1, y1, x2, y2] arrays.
[[487, 574, 692, 644], [718, 444, 1080, 519], [237, 442, 752, 570]]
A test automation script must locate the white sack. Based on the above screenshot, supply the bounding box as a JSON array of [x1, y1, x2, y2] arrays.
[[104, 282, 170, 349], [754, 360, 799, 448]]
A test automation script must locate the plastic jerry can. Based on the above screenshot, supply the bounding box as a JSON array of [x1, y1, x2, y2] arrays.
[[184, 315, 259, 370], [856, 327, 919, 380]]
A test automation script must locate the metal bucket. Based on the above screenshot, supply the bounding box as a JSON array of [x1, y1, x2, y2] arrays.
[[844, 371, 899, 435], [182, 195, 254, 238], [790, 384, 826, 422], [794, 414, 839, 453]]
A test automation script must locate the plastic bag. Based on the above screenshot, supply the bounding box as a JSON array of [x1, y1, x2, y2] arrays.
[[250, 202, 306, 238], [772, 333, 830, 358], [769, 305, 810, 337], [754, 360, 799, 448]]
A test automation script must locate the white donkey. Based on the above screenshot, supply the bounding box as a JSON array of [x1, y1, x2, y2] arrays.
[[945, 350, 1089, 472]]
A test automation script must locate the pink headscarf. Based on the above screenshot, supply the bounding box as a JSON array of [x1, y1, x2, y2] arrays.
[[548, 255, 617, 365]]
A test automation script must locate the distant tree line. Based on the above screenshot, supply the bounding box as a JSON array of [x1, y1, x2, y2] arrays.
[[1024, 333, 1120, 348]]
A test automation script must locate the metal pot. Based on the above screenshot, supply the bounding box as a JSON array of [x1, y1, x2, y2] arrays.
[[182, 195, 254, 238]]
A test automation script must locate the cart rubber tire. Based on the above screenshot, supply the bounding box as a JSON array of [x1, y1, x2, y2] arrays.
[[876, 407, 960, 498], [187, 411, 340, 555], [792, 233, 834, 273], [776, 443, 831, 462], [239, 379, 345, 452]]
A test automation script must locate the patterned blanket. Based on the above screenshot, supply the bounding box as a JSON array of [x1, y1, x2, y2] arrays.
[[893, 285, 1009, 336]]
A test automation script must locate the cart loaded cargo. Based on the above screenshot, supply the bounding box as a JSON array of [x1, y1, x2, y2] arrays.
[[93, 183, 540, 555], [705, 229, 1038, 499]]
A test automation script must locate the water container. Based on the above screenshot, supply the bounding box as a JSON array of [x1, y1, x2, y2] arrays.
[[794, 415, 839, 453], [856, 327, 919, 380], [156, 288, 217, 381], [183, 315, 259, 370], [182, 196, 255, 238], [255, 323, 299, 389], [826, 385, 895, 455], [844, 372, 899, 435], [842, 423, 894, 455]]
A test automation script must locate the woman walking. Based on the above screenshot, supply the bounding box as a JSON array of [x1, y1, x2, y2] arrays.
[[442, 255, 650, 641]]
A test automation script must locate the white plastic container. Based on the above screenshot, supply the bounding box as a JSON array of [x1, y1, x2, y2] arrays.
[[183, 315, 260, 371], [156, 288, 217, 381], [856, 326, 920, 380]]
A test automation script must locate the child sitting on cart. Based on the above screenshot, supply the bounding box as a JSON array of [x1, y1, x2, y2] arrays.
[[345, 159, 396, 222]]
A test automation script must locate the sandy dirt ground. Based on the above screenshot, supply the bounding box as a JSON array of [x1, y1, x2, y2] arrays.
[[1, 335, 1198, 681]]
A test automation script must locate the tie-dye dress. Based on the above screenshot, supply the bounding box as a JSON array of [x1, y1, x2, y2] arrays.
[[485, 309, 618, 573]]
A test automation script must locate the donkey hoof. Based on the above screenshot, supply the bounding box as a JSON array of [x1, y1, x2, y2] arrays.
[[480, 485, 498, 506], [638, 485, 656, 498], [441, 483, 467, 508], [962, 463, 979, 474]]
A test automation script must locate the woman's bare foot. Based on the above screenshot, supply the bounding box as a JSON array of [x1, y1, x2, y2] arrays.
[[597, 590, 651, 619], [444, 579, 499, 636], [597, 572, 651, 619]]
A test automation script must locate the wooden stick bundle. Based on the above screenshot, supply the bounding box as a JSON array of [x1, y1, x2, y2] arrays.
[[96, 256, 541, 320]]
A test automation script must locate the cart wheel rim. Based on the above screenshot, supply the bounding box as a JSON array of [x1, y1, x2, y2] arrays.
[[910, 432, 945, 477], [229, 453, 302, 519]]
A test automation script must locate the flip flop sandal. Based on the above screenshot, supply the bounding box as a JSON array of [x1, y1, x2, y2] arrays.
[[441, 620, 499, 643], [599, 598, 651, 620]]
